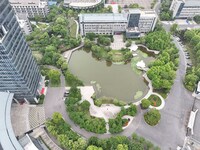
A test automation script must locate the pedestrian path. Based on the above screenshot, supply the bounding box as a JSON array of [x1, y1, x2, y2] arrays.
[[40, 128, 62, 150], [29, 106, 46, 129]]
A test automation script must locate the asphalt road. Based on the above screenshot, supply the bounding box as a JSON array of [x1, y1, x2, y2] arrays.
[[135, 37, 194, 149], [44, 38, 195, 149]]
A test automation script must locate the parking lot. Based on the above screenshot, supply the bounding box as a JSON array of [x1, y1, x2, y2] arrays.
[[106, 0, 153, 9], [174, 36, 193, 67]]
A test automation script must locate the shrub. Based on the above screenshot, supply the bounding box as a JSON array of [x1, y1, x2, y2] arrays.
[[149, 95, 162, 107], [141, 99, 151, 109], [38, 94, 45, 104], [144, 109, 161, 126]]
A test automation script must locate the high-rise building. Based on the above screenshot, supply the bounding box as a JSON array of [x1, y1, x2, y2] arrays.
[[0, 0, 42, 103], [170, 0, 200, 18], [9, 0, 49, 18]]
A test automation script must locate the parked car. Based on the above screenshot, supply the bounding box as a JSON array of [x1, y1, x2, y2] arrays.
[[186, 56, 190, 59], [187, 63, 192, 66], [65, 90, 69, 94], [64, 93, 68, 97]]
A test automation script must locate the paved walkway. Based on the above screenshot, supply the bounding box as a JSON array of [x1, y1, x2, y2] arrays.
[[110, 35, 126, 50], [62, 42, 84, 63]]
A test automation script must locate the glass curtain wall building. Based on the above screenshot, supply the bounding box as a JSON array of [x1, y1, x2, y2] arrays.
[[0, 0, 41, 103]]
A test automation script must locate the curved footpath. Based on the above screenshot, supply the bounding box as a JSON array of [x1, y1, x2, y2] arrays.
[[134, 37, 195, 149], [44, 37, 194, 149]]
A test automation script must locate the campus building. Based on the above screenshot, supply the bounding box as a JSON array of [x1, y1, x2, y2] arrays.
[[16, 13, 32, 35], [0, 0, 42, 103], [79, 9, 157, 38], [170, 0, 200, 18], [9, 0, 49, 18], [64, 0, 103, 9]]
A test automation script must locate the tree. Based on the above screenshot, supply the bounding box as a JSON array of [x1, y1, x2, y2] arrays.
[[141, 99, 151, 109], [170, 23, 178, 34], [124, 51, 133, 61], [118, 5, 122, 13], [117, 144, 128, 150], [144, 109, 161, 126], [48, 69, 61, 86], [80, 100, 91, 111], [87, 145, 103, 150], [126, 40, 132, 47], [194, 15, 200, 24], [190, 35, 200, 46], [184, 30, 195, 41]]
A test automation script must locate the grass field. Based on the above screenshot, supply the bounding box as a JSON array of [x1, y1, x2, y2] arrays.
[[69, 19, 77, 38]]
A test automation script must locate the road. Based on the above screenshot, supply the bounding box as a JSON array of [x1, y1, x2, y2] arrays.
[[135, 37, 194, 149]]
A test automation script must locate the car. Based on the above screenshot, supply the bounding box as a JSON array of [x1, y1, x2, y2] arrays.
[[185, 53, 190, 56], [64, 93, 68, 97], [186, 56, 190, 59], [187, 63, 192, 66], [65, 91, 69, 94]]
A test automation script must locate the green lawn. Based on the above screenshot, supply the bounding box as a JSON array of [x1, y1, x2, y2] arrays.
[[69, 19, 77, 38]]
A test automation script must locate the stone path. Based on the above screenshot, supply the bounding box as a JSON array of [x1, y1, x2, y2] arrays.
[[29, 106, 46, 129], [110, 35, 126, 50], [40, 128, 62, 150], [62, 42, 84, 63]]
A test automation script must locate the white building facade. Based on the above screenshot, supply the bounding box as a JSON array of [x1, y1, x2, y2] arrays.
[[9, 0, 49, 18], [16, 13, 32, 35], [79, 9, 157, 38], [170, 0, 200, 18]]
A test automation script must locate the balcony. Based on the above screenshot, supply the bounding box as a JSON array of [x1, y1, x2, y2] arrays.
[[0, 25, 8, 43]]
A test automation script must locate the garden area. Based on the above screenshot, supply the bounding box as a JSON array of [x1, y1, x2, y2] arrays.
[[65, 87, 106, 134], [40, 67, 61, 87], [27, 6, 83, 87], [144, 109, 161, 126], [109, 105, 137, 133], [149, 95, 162, 107], [93, 96, 126, 107], [144, 27, 179, 94], [181, 29, 200, 91], [84, 33, 133, 63], [46, 112, 160, 150]]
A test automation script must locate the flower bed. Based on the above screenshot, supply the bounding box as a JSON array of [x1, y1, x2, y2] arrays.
[[149, 95, 162, 107]]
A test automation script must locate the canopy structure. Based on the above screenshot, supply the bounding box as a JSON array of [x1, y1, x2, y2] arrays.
[[0, 92, 23, 150], [130, 44, 138, 51], [136, 60, 146, 69]]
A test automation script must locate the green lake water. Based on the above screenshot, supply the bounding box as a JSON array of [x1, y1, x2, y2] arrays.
[[69, 48, 155, 103]]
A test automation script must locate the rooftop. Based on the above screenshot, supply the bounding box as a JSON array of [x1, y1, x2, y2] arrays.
[[9, 0, 47, 6], [79, 13, 128, 22], [185, 0, 200, 6], [0, 92, 23, 150], [64, 0, 102, 7]]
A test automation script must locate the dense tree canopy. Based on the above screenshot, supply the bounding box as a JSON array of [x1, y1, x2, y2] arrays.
[[144, 29, 179, 92], [183, 29, 200, 91], [159, 0, 173, 21], [65, 87, 106, 134]]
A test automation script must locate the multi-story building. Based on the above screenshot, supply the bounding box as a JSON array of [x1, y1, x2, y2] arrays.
[[79, 13, 128, 35], [0, 0, 42, 103], [64, 0, 103, 9], [79, 9, 157, 38], [170, 0, 200, 18], [16, 13, 32, 35], [9, 0, 49, 18]]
